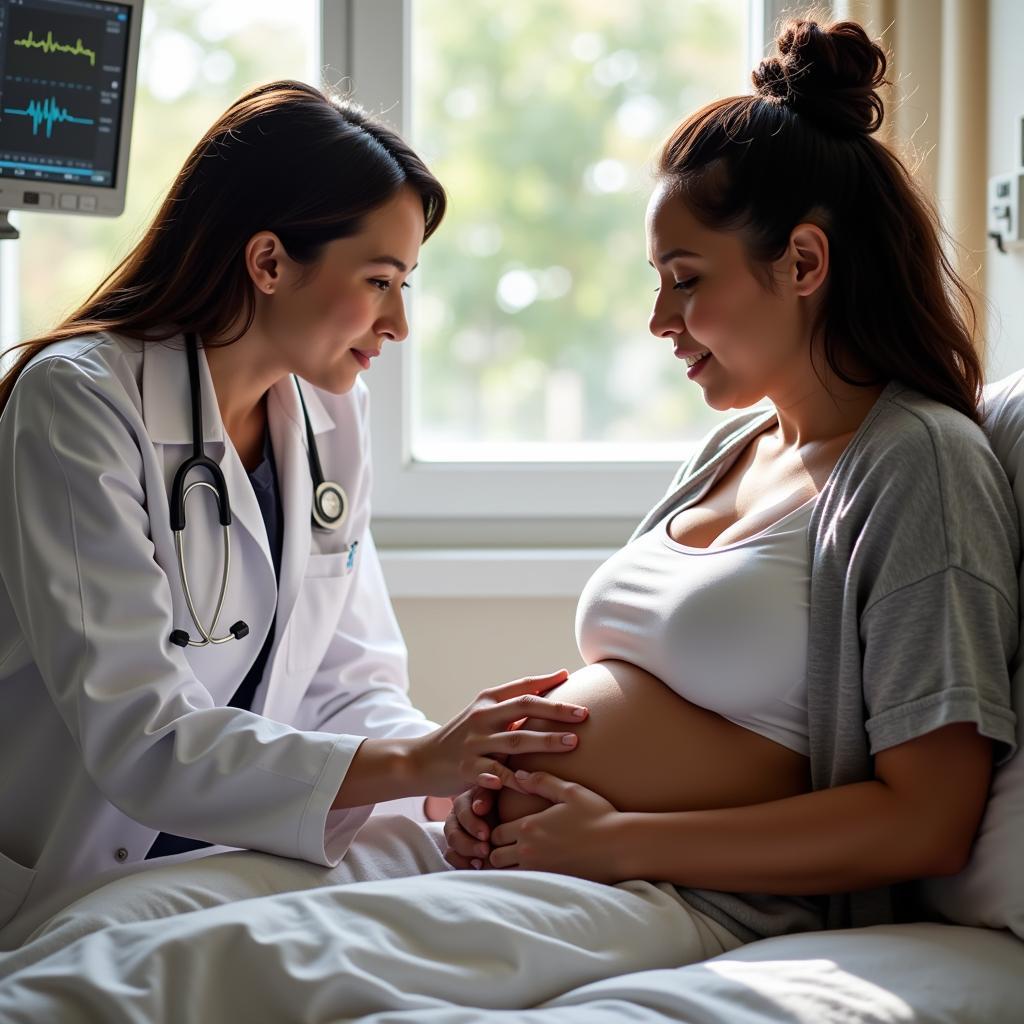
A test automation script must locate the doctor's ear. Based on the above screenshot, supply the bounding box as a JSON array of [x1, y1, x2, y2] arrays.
[[245, 231, 289, 295]]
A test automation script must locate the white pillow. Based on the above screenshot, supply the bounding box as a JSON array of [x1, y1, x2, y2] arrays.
[[916, 369, 1024, 940]]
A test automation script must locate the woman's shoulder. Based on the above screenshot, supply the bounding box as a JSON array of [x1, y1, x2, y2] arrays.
[[853, 381, 1003, 481], [1, 332, 147, 460], [19, 330, 143, 391], [830, 382, 1019, 584]]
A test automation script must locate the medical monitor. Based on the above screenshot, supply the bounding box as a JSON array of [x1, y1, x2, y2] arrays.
[[0, 0, 143, 239]]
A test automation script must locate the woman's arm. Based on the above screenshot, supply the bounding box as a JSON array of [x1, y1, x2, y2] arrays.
[[494, 721, 992, 891]]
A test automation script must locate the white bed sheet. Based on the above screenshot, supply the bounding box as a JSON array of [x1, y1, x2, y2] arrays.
[[540, 923, 1024, 1024], [1, 816, 1021, 1023]]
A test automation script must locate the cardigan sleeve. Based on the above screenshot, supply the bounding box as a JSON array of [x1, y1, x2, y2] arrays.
[[860, 568, 1018, 767]]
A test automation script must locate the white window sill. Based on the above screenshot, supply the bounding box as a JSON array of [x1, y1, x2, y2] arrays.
[[379, 548, 614, 598]]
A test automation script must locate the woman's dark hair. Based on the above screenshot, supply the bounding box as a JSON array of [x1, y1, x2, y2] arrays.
[[655, 16, 984, 424], [0, 79, 447, 417]]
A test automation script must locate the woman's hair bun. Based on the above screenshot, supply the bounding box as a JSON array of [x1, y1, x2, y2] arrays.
[[751, 18, 889, 136]]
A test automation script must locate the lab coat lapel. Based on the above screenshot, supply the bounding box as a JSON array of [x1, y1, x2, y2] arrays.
[[142, 336, 276, 578], [259, 375, 333, 723], [141, 338, 277, 701], [267, 376, 313, 645]]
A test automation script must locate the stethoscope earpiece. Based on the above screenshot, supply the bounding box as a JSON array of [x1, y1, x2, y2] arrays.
[[169, 620, 248, 649], [167, 332, 347, 650]]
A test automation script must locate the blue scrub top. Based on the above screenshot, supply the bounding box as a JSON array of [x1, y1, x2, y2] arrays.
[[146, 419, 284, 859]]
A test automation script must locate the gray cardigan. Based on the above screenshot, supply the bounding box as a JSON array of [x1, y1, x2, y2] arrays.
[[628, 378, 1020, 942]]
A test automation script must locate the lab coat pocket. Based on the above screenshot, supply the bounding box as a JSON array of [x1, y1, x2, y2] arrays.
[[287, 551, 355, 672], [0, 850, 37, 932], [302, 550, 351, 578]]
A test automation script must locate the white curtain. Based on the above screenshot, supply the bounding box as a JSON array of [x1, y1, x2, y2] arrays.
[[766, 1, 988, 358], [831, 0, 989, 354]]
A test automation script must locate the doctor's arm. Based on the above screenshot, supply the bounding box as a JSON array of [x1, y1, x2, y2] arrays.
[[284, 382, 586, 825], [0, 357, 375, 865], [292, 528, 441, 823], [291, 379, 448, 821]]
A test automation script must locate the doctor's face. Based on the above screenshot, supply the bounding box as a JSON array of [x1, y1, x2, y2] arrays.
[[255, 185, 425, 394]]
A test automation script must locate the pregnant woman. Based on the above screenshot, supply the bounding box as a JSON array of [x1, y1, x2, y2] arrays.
[[442, 15, 1019, 944], [1, 16, 1018, 1018]]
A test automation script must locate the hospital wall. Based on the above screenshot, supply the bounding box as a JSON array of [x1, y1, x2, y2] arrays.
[[394, 0, 1024, 727], [392, 597, 583, 724], [985, 0, 1024, 382]]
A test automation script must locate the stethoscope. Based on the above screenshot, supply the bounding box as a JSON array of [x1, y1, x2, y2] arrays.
[[168, 332, 349, 649]]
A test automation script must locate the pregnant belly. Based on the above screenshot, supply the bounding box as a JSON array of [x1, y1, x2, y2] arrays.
[[497, 659, 812, 825]]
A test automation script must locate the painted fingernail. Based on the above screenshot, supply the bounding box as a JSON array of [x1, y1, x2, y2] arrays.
[[561, 734, 577, 746], [573, 707, 587, 718], [476, 831, 487, 840], [476, 845, 489, 857], [471, 859, 483, 869], [515, 769, 530, 780]]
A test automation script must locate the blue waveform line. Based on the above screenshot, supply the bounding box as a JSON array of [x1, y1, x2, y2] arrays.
[[3, 96, 95, 138]]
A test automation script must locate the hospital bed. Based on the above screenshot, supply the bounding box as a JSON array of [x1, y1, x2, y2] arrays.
[[2, 369, 1024, 1020], [0, 813, 1020, 1022]]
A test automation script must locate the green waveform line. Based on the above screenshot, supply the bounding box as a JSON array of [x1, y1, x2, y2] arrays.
[[13, 28, 97, 67], [3, 96, 95, 138]]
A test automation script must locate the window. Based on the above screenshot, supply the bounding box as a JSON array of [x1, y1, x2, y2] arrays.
[[331, 1, 763, 538], [1, 1, 772, 552], [410, 0, 749, 456]]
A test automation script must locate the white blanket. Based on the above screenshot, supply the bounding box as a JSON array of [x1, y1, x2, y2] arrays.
[[0, 815, 742, 1020], [2, 816, 1022, 1022]]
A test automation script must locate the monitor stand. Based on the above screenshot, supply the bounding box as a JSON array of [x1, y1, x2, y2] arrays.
[[0, 212, 20, 241]]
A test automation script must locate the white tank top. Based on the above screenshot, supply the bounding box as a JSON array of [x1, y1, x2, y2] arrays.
[[574, 482, 817, 757]]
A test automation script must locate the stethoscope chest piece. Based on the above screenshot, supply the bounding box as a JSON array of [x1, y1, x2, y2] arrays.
[[313, 480, 348, 531]]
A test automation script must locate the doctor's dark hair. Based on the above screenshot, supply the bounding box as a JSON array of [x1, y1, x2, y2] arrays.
[[655, 16, 983, 425], [0, 80, 447, 417]]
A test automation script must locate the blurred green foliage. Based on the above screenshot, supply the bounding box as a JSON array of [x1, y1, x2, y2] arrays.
[[410, 0, 747, 447]]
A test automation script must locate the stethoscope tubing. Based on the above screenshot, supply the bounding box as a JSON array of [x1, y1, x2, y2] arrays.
[[174, 481, 234, 645], [167, 332, 348, 649]]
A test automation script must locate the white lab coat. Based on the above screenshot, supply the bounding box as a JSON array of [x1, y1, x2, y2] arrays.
[[0, 330, 438, 937]]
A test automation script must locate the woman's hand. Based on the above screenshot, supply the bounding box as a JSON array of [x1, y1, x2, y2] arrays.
[[407, 670, 589, 797], [442, 785, 499, 869], [486, 770, 628, 885], [423, 796, 454, 821]]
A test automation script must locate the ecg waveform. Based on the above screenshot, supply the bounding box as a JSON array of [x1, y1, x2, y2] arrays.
[[13, 28, 97, 67], [3, 96, 96, 138]]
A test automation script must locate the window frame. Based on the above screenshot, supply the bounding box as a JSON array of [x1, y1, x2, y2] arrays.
[[0, 241, 17, 364]]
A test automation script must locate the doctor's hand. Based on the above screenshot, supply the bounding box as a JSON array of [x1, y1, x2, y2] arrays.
[[409, 670, 589, 798], [441, 784, 500, 869]]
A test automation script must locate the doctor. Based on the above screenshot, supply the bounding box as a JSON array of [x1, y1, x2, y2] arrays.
[[0, 80, 587, 935]]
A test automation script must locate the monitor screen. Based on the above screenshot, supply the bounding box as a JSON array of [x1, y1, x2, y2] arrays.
[[0, 0, 133, 189]]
